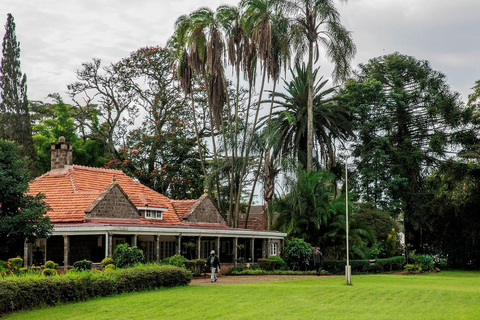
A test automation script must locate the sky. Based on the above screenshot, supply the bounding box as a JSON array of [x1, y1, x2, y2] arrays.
[[2, 0, 480, 103]]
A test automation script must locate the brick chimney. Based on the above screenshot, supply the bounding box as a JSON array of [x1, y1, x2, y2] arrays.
[[51, 136, 73, 170]]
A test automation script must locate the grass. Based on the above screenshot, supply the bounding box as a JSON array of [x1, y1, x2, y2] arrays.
[[5, 271, 480, 319]]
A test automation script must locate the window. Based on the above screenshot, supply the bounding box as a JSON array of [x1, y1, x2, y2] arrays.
[[269, 242, 278, 256], [142, 209, 163, 220]]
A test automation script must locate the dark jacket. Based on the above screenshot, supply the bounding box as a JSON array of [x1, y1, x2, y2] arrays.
[[206, 254, 220, 269], [313, 250, 323, 265]]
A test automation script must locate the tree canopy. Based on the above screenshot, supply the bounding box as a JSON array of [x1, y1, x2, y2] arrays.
[[0, 139, 52, 258]]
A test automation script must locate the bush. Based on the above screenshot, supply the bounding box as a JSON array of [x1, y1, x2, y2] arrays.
[[419, 255, 434, 271], [44, 260, 58, 269], [8, 257, 23, 270], [322, 256, 405, 274], [104, 264, 116, 272], [405, 264, 421, 274], [0, 265, 191, 316], [113, 243, 145, 268], [283, 238, 314, 271], [101, 257, 115, 268], [42, 268, 58, 276], [268, 256, 288, 270], [162, 254, 188, 268], [185, 259, 206, 275], [73, 259, 93, 271], [226, 266, 246, 275], [258, 259, 276, 271]]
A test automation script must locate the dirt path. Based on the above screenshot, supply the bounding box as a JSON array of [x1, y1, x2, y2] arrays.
[[190, 274, 338, 286]]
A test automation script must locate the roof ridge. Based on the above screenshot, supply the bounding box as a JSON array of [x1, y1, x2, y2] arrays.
[[68, 170, 79, 193], [73, 165, 124, 173]]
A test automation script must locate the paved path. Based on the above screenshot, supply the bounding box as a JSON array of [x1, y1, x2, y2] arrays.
[[190, 274, 335, 286]]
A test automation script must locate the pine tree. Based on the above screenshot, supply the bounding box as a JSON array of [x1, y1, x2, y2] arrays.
[[0, 13, 37, 175]]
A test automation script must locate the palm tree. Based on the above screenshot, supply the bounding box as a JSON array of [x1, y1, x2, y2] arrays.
[[280, 0, 356, 172], [272, 169, 335, 244], [262, 63, 353, 170]]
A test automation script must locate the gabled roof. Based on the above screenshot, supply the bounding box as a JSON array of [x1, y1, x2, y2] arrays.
[[171, 199, 197, 220], [28, 165, 180, 225], [172, 193, 227, 225]]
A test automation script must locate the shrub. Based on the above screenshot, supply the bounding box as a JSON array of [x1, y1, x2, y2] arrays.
[[44, 260, 58, 269], [226, 266, 246, 275], [419, 255, 434, 272], [42, 268, 58, 276], [258, 259, 276, 271], [268, 256, 288, 270], [73, 259, 93, 271], [169, 254, 188, 268], [322, 256, 405, 274], [185, 259, 206, 275], [385, 228, 400, 257], [101, 257, 115, 268], [0, 265, 191, 316], [162, 254, 188, 268], [283, 238, 314, 271], [404, 264, 422, 274], [113, 243, 145, 268], [104, 264, 116, 272], [8, 257, 23, 270]]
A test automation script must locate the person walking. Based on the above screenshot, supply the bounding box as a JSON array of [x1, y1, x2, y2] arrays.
[[206, 250, 220, 283], [314, 247, 323, 276]]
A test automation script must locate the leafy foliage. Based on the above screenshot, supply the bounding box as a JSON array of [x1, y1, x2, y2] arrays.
[[344, 52, 472, 250], [283, 238, 314, 271], [0, 13, 38, 176], [112, 244, 145, 268], [73, 259, 93, 271], [0, 140, 52, 254]]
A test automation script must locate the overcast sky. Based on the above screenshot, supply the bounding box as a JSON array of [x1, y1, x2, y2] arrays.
[[2, 0, 480, 103]]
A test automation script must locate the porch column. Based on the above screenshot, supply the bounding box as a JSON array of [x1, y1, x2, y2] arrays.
[[156, 235, 161, 263], [250, 238, 255, 264], [132, 234, 138, 247], [216, 237, 221, 260], [63, 235, 70, 271], [177, 235, 182, 255], [197, 236, 202, 259], [262, 239, 267, 259], [105, 232, 109, 258], [23, 241, 29, 267], [107, 233, 113, 257], [234, 237, 238, 267]]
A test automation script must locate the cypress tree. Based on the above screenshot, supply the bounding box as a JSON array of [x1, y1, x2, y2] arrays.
[[0, 13, 37, 176]]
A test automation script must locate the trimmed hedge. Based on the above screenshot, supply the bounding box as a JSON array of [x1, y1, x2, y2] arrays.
[[258, 259, 277, 271], [0, 265, 192, 316], [185, 259, 207, 276], [323, 256, 405, 274]]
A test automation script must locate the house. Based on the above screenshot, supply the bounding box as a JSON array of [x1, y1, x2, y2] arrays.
[[25, 137, 285, 269]]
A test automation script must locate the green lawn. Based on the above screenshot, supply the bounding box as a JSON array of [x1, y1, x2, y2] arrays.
[[5, 271, 480, 319]]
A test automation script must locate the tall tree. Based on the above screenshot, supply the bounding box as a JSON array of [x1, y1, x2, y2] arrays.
[[345, 53, 472, 251], [262, 63, 352, 169], [0, 13, 37, 176], [281, 0, 356, 172], [0, 139, 52, 259]]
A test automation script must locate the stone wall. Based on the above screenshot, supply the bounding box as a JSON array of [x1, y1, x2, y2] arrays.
[[186, 196, 226, 224], [86, 184, 140, 220]]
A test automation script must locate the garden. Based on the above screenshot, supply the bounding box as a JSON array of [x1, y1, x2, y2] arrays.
[[3, 271, 480, 319], [2, 236, 443, 317]]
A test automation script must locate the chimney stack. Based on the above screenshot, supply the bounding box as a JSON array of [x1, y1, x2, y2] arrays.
[[51, 136, 73, 170]]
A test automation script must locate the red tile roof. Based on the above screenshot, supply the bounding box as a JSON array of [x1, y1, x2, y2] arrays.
[[28, 165, 180, 225], [238, 218, 265, 231], [171, 199, 197, 219]]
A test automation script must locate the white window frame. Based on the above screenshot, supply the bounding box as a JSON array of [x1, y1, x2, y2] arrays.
[[139, 207, 165, 220], [269, 242, 278, 256]]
